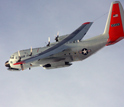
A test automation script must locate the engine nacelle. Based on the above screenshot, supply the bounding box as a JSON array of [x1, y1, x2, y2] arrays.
[[43, 61, 72, 69]]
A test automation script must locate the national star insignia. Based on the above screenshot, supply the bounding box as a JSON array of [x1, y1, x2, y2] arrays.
[[82, 48, 88, 55]]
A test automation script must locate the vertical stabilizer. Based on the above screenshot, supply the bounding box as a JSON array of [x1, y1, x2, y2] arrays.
[[104, 1, 124, 46]]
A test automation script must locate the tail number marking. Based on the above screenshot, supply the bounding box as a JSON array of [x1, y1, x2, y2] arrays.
[[111, 23, 120, 27]]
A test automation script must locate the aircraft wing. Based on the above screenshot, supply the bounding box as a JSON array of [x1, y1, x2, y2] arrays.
[[58, 22, 93, 42], [65, 22, 93, 42], [14, 22, 93, 65]]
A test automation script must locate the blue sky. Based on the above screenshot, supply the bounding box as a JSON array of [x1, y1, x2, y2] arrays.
[[1, 0, 124, 107]]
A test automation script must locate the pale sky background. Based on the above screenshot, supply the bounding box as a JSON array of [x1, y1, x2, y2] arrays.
[[1, 0, 124, 107]]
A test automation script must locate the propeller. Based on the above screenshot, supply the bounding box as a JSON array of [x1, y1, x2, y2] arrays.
[[55, 31, 59, 42], [20, 64, 24, 70], [17, 51, 24, 70], [18, 51, 21, 62], [47, 37, 50, 46], [29, 47, 32, 56]]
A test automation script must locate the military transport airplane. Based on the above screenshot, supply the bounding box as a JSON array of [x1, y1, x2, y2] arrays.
[[5, 1, 124, 71]]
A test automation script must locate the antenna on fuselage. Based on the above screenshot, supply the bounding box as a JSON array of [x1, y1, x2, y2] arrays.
[[93, 12, 108, 22]]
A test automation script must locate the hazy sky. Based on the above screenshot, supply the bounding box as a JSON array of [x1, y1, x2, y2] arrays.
[[1, 0, 124, 107]]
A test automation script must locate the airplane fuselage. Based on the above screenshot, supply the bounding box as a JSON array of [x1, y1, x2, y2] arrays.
[[5, 34, 108, 71]]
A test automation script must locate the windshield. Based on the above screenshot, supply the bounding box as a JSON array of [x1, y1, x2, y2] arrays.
[[10, 56, 14, 59]]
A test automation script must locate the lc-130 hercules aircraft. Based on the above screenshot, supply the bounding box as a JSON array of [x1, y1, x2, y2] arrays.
[[5, 1, 124, 71]]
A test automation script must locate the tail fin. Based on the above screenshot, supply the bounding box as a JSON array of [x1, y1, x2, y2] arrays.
[[104, 1, 124, 46]]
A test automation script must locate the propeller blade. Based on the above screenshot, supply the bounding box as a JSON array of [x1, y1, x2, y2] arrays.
[[47, 37, 50, 46], [18, 51, 21, 62], [57, 31, 59, 37], [31, 47, 32, 53], [55, 32, 59, 42], [20, 64, 24, 71], [48, 37, 50, 42], [17, 51, 24, 70], [29, 47, 32, 56], [18, 50, 21, 57]]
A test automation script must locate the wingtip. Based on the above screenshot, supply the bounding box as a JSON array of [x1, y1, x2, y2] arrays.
[[83, 22, 93, 25]]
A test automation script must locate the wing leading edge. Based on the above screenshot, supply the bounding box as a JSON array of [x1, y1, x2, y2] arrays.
[[14, 22, 93, 65]]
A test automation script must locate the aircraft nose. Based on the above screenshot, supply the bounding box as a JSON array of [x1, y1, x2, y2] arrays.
[[5, 61, 10, 68], [5, 61, 20, 71]]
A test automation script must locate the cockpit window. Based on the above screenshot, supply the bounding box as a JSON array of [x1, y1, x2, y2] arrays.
[[10, 57, 14, 59], [10, 56, 14, 59]]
